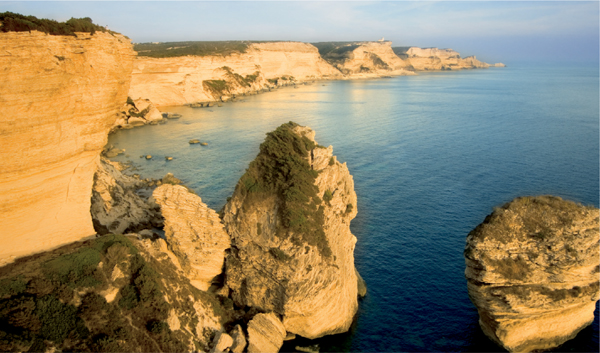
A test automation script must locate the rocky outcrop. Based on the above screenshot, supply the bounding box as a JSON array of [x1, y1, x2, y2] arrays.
[[0, 30, 135, 266], [112, 98, 164, 131], [91, 158, 162, 235], [321, 41, 413, 77], [247, 313, 287, 353], [129, 42, 341, 106], [465, 196, 600, 352], [223, 122, 360, 339], [153, 184, 231, 291], [398, 46, 490, 70], [0, 233, 229, 352]]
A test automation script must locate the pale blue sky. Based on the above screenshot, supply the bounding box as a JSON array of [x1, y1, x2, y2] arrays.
[[2, 1, 598, 63]]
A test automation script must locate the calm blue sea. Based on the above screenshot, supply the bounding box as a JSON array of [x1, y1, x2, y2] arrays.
[[108, 62, 599, 352]]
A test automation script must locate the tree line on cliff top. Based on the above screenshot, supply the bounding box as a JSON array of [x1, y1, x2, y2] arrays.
[[0, 12, 115, 36]]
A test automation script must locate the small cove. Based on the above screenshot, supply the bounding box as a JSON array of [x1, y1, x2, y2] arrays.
[[108, 63, 599, 352]]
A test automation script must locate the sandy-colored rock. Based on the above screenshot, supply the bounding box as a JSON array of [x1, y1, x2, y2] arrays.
[[401, 47, 490, 70], [247, 313, 286, 353], [229, 324, 247, 353], [129, 42, 341, 106], [0, 30, 135, 266], [465, 196, 600, 352], [324, 41, 413, 77], [91, 158, 162, 235], [209, 331, 233, 353], [223, 123, 359, 339], [153, 184, 231, 291]]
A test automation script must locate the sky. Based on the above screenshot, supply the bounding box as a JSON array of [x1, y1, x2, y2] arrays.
[[2, 1, 599, 63]]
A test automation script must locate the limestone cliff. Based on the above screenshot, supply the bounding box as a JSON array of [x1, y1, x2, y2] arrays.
[[320, 41, 413, 77], [465, 196, 599, 352], [129, 42, 341, 106], [153, 184, 231, 291], [222, 122, 361, 339], [0, 30, 135, 266], [397, 46, 490, 70]]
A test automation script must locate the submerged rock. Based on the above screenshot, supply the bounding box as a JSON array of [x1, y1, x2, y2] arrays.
[[223, 122, 361, 339], [153, 184, 231, 291], [465, 196, 599, 352]]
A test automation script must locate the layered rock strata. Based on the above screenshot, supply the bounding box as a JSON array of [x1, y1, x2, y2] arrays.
[[129, 42, 341, 106], [0, 30, 135, 266], [112, 98, 164, 131], [322, 41, 413, 76], [153, 184, 231, 291], [223, 122, 360, 339], [247, 313, 287, 353], [399, 46, 490, 70], [465, 196, 600, 352]]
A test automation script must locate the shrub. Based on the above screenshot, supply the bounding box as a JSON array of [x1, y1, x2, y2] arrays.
[[345, 203, 354, 214], [203, 80, 229, 97], [236, 122, 332, 257], [323, 189, 333, 204], [44, 247, 101, 288], [0, 12, 110, 36], [329, 157, 335, 166]]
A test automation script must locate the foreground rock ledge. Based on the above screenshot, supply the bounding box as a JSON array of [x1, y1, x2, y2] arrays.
[[465, 196, 599, 352]]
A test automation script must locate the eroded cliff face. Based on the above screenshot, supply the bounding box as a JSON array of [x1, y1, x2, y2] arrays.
[[153, 184, 231, 291], [222, 122, 360, 339], [323, 41, 413, 77], [402, 46, 490, 70], [465, 196, 600, 352], [129, 42, 341, 107], [0, 31, 135, 266]]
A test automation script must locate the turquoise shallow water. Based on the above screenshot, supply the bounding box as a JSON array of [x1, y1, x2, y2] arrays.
[[109, 63, 599, 352]]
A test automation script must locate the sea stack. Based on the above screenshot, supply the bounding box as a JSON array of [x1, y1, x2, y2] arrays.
[[465, 196, 599, 352], [222, 122, 363, 339]]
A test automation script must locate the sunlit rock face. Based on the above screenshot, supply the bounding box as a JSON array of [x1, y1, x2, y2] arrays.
[[222, 123, 361, 339], [402, 46, 490, 70], [129, 42, 341, 107], [153, 184, 231, 291], [465, 196, 600, 353], [322, 41, 414, 77], [0, 31, 135, 266]]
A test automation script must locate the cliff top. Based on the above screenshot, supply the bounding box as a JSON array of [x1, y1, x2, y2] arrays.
[[135, 40, 301, 58], [0, 12, 119, 37]]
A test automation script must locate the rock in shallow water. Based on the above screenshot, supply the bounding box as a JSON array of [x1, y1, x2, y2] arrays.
[[465, 196, 599, 353]]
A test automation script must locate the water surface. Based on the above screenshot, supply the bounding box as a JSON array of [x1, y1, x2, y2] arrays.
[[109, 63, 599, 352]]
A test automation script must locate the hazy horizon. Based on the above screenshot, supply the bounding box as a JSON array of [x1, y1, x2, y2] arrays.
[[2, 1, 599, 64]]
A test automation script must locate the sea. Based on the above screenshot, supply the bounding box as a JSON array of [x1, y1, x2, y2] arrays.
[[107, 62, 599, 352]]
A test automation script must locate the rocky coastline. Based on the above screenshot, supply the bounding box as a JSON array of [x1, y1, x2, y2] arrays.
[[5, 14, 597, 353]]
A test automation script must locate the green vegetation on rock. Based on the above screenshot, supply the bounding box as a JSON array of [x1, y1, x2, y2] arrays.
[[0, 12, 114, 36], [236, 122, 332, 257], [134, 41, 250, 58], [0, 234, 229, 352]]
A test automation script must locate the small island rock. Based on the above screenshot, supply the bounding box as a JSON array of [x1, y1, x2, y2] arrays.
[[465, 196, 599, 353]]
